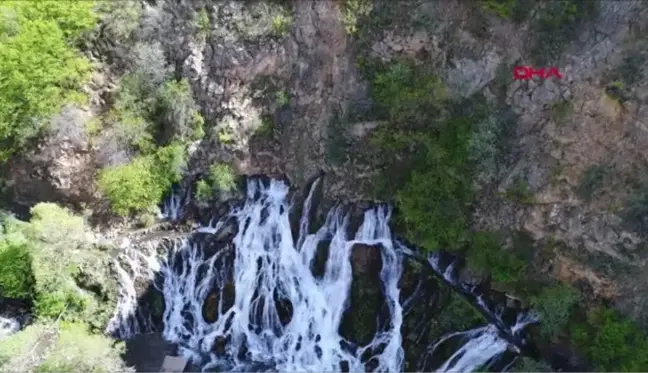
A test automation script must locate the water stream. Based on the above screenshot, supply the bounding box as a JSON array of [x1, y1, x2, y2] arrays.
[[107, 176, 538, 372]]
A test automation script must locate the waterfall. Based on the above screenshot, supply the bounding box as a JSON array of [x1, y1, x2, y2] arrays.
[[107, 176, 538, 372]]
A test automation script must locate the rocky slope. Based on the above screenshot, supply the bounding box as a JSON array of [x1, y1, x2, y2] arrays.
[[5, 0, 648, 335]]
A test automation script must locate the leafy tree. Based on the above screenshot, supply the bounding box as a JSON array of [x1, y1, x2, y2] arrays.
[[531, 283, 580, 340], [0, 241, 35, 299], [154, 79, 205, 144], [572, 307, 648, 371], [0, 1, 96, 161], [209, 163, 236, 192], [98, 144, 186, 216], [466, 231, 527, 288]]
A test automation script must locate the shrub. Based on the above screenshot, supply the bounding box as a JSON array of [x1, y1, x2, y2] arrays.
[[371, 62, 447, 127], [1, 204, 116, 328], [271, 14, 292, 36], [505, 177, 535, 204], [466, 231, 528, 288], [571, 307, 648, 371], [531, 284, 580, 340], [195, 179, 213, 202], [340, 0, 373, 35], [0, 1, 97, 161], [208, 163, 236, 192], [529, 1, 598, 65], [34, 322, 131, 372], [622, 178, 648, 236], [481, 0, 531, 23], [0, 242, 35, 300], [154, 79, 204, 144], [576, 164, 610, 201], [98, 144, 186, 216], [95, 0, 142, 43]]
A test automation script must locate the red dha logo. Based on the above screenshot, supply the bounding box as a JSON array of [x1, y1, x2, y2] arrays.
[[513, 66, 563, 80]]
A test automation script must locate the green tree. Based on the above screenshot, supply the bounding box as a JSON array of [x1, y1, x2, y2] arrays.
[[572, 307, 648, 371], [99, 144, 186, 216], [531, 284, 580, 340], [0, 241, 35, 299], [0, 1, 97, 161]]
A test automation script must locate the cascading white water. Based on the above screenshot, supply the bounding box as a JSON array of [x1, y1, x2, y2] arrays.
[[107, 177, 538, 372]]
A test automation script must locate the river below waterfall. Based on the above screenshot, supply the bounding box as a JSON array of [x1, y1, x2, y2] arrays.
[[106, 176, 539, 372]]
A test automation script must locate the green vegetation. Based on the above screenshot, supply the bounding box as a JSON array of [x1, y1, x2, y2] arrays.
[[576, 164, 610, 201], [0, 322, 130, 372], [531, 284, 581, 340], [0, 0, 97, 161], [271, 14, 292, 37], [551, 99, 573, 124], [0, 242, 35, 299], [481, 0, 530, 23], [529, 1, 598, 65], [622, 178, 648, 236], [605, 80, 630, 103], [0, 204, 116, 329], [466, 232, 528, 289], [504, 177, 535, 204], [339, 0, 373, 35], [195, 162, 237, 202], [572, 307, 648, 371], [98, 144, 186, 216], [195, 8, 211, 39]]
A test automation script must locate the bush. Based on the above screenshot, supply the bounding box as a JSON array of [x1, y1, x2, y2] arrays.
[[1, 204, 116, 328], [466, 231, 528, 288], [340, 0, 373, 35], [208, 163, 236, 192], [96, 0, 142, 43], [195, 179, 213, 202], [571, 307, 648, 371], [531, 284, 580, 340], [529, 1, 598, 65], [99, 144, 186, 216], [0, 1, 97, 161], [372, 62, 447, 127], [154, 79, 204, 144], [622, 178, 648, 236], [271, 14, 292, 36], [35, 322, 131, 372], [481, 0, 531, 23], [576, 164, 610, 201], [0, 242, 35, 300]]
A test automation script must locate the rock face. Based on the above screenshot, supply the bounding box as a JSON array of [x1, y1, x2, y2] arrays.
[[6, 106, 98, 212]]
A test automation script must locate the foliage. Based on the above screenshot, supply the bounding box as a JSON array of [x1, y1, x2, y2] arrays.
[[154, 79, 205, 144], [469, 114, 501, 188], [371, 62, 447, 126], [208, 163, 236, 193], [529, 0, 598, 65], [551, 99, 572, 124], [0, 1, 97, 161], [513, 357, 553, 372], [576, 163, 610, 201], [505, 177, 535, 204], [95, 0, 141, 43], [531, 283, 580, 340], [481, 0, 531, 23], [605, 80, 630, 102], [195, 8, 211, 39], [340, 0, 373, 35], [571, 307, 648, 371], [195, 179, 213, 202], [98, 144, 186, 216], [0, 204, 116, 329], [622, 177, 648, 236], [466, 231, 528, 288], [271, 14, 292, 37], [0, 322, 48, 369], [34, 322, 130, 372], [0, 241, 35, 299]]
